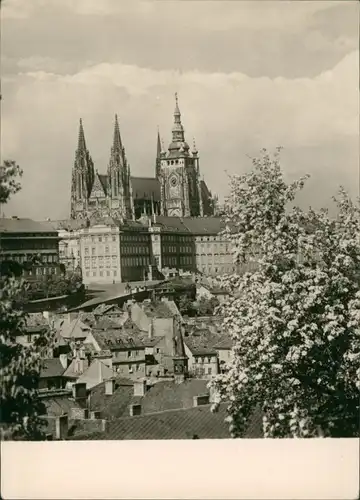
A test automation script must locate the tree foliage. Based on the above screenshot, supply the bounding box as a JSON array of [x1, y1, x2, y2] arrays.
[[210, 149, 360, 438], [0, 160, 50, 440]]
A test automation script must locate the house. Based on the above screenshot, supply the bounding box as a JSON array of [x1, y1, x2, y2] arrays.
[[39, 357, 68, 391], [75, 359, 117, 390], [58, 315, 92, 341], [90, 322, 146, 380], [93, 303, 126, 322], [183, 333, 219, 378], [196, 283, 230, 304]]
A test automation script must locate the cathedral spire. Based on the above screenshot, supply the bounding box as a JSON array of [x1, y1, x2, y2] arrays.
[[157, 127, 161, 157], [112, 114, 123, 152], [77, 118, 86, 152], [155, 127, 162, 177], [171, 92, 185, 144]]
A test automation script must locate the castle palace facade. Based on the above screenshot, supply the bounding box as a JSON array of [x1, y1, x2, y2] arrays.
[[70, 95, 215, 221]]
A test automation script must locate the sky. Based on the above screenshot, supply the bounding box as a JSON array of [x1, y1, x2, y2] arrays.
[[1, 0, 359, 220]]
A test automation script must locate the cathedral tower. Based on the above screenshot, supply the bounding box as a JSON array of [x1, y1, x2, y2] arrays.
[[70, 119, 95, 219], [159, 94, 203, 217], [106, 114, 134, 220]]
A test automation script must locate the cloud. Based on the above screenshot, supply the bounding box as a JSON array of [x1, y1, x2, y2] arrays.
[[2, 1, 357, 78], [2, 48, 358, 220]]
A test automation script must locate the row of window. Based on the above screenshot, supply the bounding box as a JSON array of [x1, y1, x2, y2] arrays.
[[162, 257, 178, 267], [121, 235, 148, 243], [1, 241, 57, 250], [114, 364, 143, 373], [179, 256, 192, 266], [83, 235, 117, 243], [84, 246, 117, 255], [122, 245, 150, 255], [34, 267, 58, 276], [121, 257, 150, 267], [85, 270, 118, 277], [194, 367, 213, 376], [194, 356, 217, 364], [5, 254, 58, 263]]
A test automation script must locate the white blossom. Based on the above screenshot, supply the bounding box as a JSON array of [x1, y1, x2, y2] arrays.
[[210, 150, 360, 438]]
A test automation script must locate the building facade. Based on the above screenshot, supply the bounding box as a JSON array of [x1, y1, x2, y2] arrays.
[[0, 218, 60, 278], [69, 95, 215, 222], [78, 221, 122, 285]]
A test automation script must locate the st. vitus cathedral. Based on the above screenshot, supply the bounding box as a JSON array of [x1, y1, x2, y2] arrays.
[[70, 95, 216, 221]]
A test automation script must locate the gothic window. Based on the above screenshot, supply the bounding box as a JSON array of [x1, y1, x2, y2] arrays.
[[99, 237, 102, 242]]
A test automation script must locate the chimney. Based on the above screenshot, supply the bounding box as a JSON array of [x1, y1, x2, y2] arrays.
[[105, 378, 115, 396], [59, 353, 68, 370], [148, 320, 154, 340], [55, 414, 68, 440], [129, 403, 142, 416], [72, 382, 87, 401], [193, 394, 210, 407], [133, 379, 146, 397]]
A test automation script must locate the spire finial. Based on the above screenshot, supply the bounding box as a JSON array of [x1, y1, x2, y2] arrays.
[[192, 137, 198, 154], [174, 92, 181, 118], [78, 118, 86, 151]]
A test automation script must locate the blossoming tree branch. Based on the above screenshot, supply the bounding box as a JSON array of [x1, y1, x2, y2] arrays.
[[210, 148, 360, 438]]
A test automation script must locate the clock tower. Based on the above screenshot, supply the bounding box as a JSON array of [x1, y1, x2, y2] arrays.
[[159, 94, 203, 217]]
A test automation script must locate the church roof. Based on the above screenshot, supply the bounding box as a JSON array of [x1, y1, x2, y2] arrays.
[[131, 176, 161, 201], [98, 174, 108, 194]]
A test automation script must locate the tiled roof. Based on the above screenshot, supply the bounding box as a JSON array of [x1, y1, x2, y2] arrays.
[[92, 328, 145, 350], [184, 335, 218, 355], [131, 176, 161, 201], [180, 216, 224, 235], [76, 359, 117, 390], [40, 358, 66, 378], [213, 337, 233, 350], [59, 317, 91, 339], [0, 218, 58, 234], [93, 304, 123, 316], [42, 394, 83, 417], [76, 404, 231, 440], [88, 377, 135, 420], [134, 378, 210, 414], [151, 216, 190, 232], [71, 403, 264, 441], [63, 358, 90, 379], [93, 316, 122, 331]]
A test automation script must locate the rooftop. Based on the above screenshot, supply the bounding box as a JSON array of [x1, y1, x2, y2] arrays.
[[76, 359, 117, 390], [0, 218, 58, 234], [88, 377, 135, 420], [40, 358, 66, 379], [92, 327, 145, 350]]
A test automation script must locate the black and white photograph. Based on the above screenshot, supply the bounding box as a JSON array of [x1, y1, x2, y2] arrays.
[[0, 0, 359, 497]]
